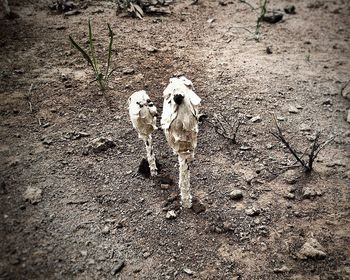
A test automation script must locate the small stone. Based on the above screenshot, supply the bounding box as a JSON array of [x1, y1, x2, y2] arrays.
[[302, 187, 316, 199], [282, 169, 301, 184], [191, 198, 206, 214], [266, 46, 273, 54], [239, 146, 251, 151], [277, 116, 285, 121], [111, 259, 125, 275], [122, 68, 135, 75], [207, 18, 215, 24], [23, 187, 43, 204], [87, 259, 95, 265], [284, 193, 295, 200], [284, 5, 296, 14], [273, 265, 291, 273], [166, 210, 177, 220], [42, 137, 53, 145], [300, 124, 311, 131], [251, 116, 262, 123], [88, 137, 116, 153], [245, 207, 260, 216], [183, 268, 195, 275], [146, 46, 158, 53], [80, 250, 88, 257], [102, 226, 110, 234], [322, 99, 332, 105], [262, 11, 283, 24], [298, 238, 327, 260], [229, 189, 243, 200], [143, 251, 151, 258], [64, 10, 81, 16], [160, 184, 170, 190], [133, 267, 142, 273], [347, 110, 350, 123], [288, 106, 299, 114]]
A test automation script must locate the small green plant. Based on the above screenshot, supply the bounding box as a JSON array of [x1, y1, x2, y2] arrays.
[[69, 19, 115, 91], [237, 0, 268, 41], [255, 0, 268, 41]]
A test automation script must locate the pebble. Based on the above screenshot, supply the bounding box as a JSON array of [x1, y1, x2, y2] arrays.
[[123, 68, 135, 75], [87, 259, 95, 265], [284, 193, 295, 200], [245, 207, 260, 216], [273, 265, 291, 273], [262, 11, 283, 24], [302, 187, 316, 199], [166, 210, 177, 220], [102, 225, 110, 234], [88, 137, 116, 153], [251, 116, 262, 123], [347, 109, 350, 123], [239, 146, 251, 151], [298, 238, 327, 260], [191, 198, 206, 214], [23, 186, 43, 204], [80, 250, 88, 257], [229, 189, 243, 200], [143, 251, 151, 258], [266, 46, 273, 54], [322, 99, 332, 105], [111, 259, 125, 275], [288, 106, 299, 114], [284, 5, 296, 14], [146, 46, 158, 53], [160, 184, 170, 190], [282, 169, 301, 184], [42, 137, 53, 145], [183, 268, 195, 275], [300, 123, 311, 131]]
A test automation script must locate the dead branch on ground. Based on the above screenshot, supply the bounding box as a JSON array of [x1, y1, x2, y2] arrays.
[[209, 113, 243, 144], [270, 115, 334, 173]]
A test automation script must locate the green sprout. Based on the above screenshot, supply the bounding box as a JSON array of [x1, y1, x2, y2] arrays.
[[69, 19, 115, 91]]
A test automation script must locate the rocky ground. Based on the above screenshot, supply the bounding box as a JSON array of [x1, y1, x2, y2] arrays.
[[0, 0, 350, 279]]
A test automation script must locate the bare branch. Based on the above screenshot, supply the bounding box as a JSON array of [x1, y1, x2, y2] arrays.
[[209, 113, 243, 144], [271, 115, 335, 172], [270, 115, 309, 171]]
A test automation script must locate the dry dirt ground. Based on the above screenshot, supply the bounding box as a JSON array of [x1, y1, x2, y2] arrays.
[[1, 0, 350, 279]]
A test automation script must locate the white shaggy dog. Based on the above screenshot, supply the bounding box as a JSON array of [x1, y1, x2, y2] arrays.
[[161, 76, 201, 208], [128, 90, 158, 176]]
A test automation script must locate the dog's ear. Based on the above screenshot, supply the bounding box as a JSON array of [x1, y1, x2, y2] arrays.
[[188, 91, 201, 106], [180, 76, 195, 91], [129, 100, 141, 115]]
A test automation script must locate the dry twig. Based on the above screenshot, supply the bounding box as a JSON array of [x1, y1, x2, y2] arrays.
[[209, 113, 243, 144], [270, 115, 334, 172]]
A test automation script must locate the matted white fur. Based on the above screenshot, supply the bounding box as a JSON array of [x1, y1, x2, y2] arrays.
[[161, 76, 201, 208], [128, 90, 158, 176]]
